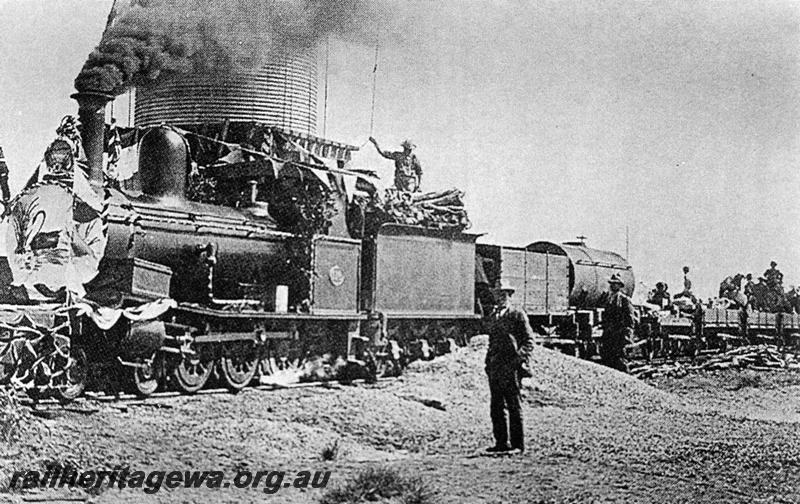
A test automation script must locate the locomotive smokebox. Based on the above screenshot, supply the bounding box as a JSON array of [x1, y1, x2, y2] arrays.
[[138, 127, 188, 201], [71, 91, 113, 194]]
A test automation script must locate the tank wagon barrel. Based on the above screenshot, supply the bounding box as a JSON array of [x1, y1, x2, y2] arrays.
[[526, 241, 634, 309]]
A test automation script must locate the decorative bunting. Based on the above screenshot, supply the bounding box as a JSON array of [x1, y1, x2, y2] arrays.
[[342, 173, 358, 202], [308, 168, 332, 189]]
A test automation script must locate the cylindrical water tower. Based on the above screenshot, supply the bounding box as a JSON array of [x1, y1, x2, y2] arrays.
[[134, 51, 318, 133]]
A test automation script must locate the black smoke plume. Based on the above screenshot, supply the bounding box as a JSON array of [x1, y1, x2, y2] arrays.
[[75, 0, 382, 95]]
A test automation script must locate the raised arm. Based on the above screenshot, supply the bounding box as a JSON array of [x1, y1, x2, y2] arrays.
[[369, 137, 393, 160]]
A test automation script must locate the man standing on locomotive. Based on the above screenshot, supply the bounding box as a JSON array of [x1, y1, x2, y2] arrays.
[[601, 274, 636, 373], [484, 279, 534, 454], [368, 136, 423, 192]]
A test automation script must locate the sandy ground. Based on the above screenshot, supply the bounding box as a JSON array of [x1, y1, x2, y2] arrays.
[[3, 338, 800, 503]]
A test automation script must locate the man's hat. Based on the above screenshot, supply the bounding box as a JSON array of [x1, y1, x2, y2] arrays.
[[608, 274, 625, 286], [771, 261, 777, 267], [493, 279, 516, 293], [401, 139, 416, 149]]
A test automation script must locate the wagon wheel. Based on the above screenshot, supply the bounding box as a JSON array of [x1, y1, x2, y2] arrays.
[[129, 352, 163, 397], [218, 341, 258, 392], [171, 351, 213, 394], [53, 347, 88, 403]]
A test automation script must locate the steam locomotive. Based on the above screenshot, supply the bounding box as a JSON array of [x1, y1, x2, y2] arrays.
[[0, 89, 640, 401]]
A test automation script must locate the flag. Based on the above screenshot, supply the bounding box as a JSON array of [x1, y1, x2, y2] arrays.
[[311, 153, 339, 171], [108, 121, 121, 163], [214, 145, 245, 165], [308, 168, 332, 189], [116, 145, 138, 181], [105, 119, 122, 180], [342, 174, 358, 202], [270, 158, 286, 178], [261, 131, 274, 156]]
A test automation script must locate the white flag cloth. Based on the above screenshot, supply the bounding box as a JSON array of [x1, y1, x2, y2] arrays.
[[342, 174, 358, 202], [307, 168, 332, 189], [73, 298, 177, 331], [116, 145, 139, 181]]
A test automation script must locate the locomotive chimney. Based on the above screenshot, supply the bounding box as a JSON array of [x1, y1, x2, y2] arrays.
[[71, 91, 114, 194]]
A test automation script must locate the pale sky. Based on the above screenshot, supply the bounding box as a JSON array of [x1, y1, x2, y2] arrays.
[[0, 0, 798, 299]]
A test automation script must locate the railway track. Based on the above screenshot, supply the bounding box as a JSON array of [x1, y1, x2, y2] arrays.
[[19, 377, 399, 411]]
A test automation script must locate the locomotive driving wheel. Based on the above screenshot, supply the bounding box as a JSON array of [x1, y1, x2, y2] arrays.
[[171, 348, 213, 393], [130, 352, 163, 397], [53, 347, 88, 403], [218, 341, 258, 392]]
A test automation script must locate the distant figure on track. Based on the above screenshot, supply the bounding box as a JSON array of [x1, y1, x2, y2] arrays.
[[673, 266, 695, 303], [764, 261, 783, 291], [368, 137, 422, 192], [601, 274, 635, 373], [743, 273, 755, 303], [484, 279, 534, 454], [648, 282, 671, 309]]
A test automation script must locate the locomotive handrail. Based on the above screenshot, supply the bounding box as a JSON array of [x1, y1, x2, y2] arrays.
[[573, 259, 632, 269]]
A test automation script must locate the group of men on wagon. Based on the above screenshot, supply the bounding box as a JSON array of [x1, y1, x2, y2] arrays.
[[647, 261, 793, 313]]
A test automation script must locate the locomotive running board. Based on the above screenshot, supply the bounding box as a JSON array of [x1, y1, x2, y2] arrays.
[[175, 304, 366, 321]]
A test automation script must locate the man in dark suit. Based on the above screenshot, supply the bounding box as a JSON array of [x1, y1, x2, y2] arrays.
[[484, 279, 534, 453], [601, 274, 636, 373]]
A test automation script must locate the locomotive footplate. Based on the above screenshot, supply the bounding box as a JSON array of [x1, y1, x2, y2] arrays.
[[175, 304, 366, 321]]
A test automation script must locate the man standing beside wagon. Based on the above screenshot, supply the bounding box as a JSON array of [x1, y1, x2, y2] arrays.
[[484, 279, 534, 454], [600, 274, 636, 373]]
